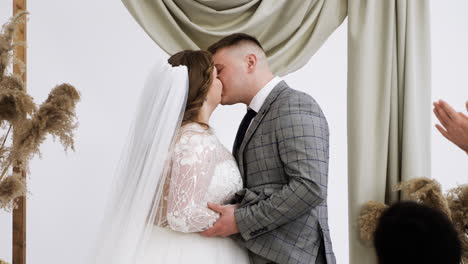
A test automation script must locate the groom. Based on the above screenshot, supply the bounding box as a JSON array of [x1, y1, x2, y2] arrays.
[[200, 33, 335, 264]]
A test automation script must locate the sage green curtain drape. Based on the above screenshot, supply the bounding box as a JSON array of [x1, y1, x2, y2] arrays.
[[347, 1, 431, 263], [121, 1, 431, 263], [121, 0, 347, 76]]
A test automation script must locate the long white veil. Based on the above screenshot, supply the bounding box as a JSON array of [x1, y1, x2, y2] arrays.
[[89, 61, 189, 263]]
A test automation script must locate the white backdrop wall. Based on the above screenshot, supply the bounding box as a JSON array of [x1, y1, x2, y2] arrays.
[[0, 1, 466, 264], [430, 0, 468, 192]]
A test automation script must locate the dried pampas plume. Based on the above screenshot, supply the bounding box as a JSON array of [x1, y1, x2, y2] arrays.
[[446, 184, 468, 263], [394, 177, 451, 219], [447, 184, 468, 233], [0, 11, 27, 79], [10, 83, 80, 165], [0, 12, 80, 210], [0, 75, 36, 124], [358, 201, 388, 242], [0, 174, 25, 211]]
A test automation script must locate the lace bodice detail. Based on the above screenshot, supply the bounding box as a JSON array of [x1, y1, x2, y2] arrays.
[[161, 123, 243, 233]]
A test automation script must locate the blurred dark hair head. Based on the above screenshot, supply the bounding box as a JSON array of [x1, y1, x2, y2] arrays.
[[374, 201, 461, 264]]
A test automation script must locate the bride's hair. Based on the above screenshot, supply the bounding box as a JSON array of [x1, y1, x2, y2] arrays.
[[168, 50, 214, 128]]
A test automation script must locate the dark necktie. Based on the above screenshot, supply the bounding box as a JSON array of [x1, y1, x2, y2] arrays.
[[233, 108, 257, 157]]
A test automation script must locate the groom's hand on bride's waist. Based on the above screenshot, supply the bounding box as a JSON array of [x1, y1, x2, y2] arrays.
[[199, 202, 240, 237]]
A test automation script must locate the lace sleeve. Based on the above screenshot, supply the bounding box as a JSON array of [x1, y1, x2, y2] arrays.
[[166, 129, 220, 233]]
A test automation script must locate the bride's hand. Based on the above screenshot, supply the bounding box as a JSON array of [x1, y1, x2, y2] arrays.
[[199, 203, 240, 237]]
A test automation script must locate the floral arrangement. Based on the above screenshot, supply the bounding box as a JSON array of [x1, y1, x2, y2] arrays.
[[0, 11, 80, 211]]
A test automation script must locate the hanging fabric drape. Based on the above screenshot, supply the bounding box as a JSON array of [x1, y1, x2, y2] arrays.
[[347, 0, 431, 263], [121, 0, 347, 76]]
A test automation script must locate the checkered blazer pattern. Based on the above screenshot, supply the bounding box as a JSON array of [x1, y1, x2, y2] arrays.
[[231, 81, 335, 264]]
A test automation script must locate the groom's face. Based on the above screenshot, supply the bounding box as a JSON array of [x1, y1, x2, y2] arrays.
[[212, 48, 247, 105]]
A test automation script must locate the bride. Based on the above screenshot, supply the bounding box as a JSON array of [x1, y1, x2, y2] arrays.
[[90, 50, 249, 264]]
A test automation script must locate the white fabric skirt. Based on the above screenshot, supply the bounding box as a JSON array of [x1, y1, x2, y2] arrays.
[[141, 226, 250, 264]]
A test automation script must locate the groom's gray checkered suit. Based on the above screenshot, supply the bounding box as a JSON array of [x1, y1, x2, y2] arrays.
[[231, 81, 335, 264]]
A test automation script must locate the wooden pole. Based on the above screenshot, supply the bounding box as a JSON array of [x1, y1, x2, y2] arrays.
[[12, 0, 27, 264]]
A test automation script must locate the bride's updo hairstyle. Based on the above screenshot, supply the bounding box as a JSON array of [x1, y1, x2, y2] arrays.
[[168, 50, 214, 128]]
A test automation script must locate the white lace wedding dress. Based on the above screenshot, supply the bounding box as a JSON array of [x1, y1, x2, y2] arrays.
[[142, 122, 250, 264]]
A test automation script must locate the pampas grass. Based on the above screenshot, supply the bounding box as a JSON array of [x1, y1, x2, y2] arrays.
[[0, 12, 80, 210], [447, 184, 468, 234], [0, 75, 36, 124], [0, 11, 27, 81], [394, 177, 451, 219], [0, 174, 25, 211], [9, 83, 80, 166], [358, 201, 388, 242], [447, 184, 468, 263], [0, 12, 26, 79]]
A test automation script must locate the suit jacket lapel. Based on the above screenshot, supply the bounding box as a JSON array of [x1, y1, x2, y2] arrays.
[[237, 81, 288, 180]]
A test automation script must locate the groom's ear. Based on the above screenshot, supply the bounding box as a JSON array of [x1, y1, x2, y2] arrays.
[[246, 54, 257, 72]]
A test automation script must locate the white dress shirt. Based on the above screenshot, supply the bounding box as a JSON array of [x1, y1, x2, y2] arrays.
[[247, 76, 283, 129]]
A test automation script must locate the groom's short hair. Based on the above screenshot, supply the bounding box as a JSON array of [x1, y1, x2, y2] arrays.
[[207, 33, 264, 55]]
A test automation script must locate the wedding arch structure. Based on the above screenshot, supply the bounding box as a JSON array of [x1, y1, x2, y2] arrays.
[[11, 1, 27, 264]]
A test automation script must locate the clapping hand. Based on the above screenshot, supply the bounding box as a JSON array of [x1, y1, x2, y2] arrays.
[[433, 99, 468, 153]]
